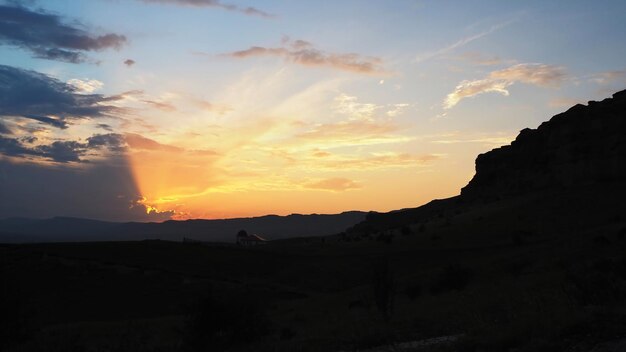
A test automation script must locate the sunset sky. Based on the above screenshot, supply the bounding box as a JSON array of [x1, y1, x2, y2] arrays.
[[1, 0, 625, 221]]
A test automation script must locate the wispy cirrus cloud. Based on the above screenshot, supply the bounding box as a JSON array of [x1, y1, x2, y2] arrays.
[[310, 152, 439, 171], [444, 63, 567, 109], [455, 51, 508, 66], [415, 19, 516, 64], [588, 70, 626, 85], [303, 177, 361, 192], [137, 0, 274, 18], [222, 38, 386, 74], [0, 4, 126, 63]]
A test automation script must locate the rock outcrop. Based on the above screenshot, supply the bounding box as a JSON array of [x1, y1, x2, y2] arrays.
[[461, 90, 626, 199]]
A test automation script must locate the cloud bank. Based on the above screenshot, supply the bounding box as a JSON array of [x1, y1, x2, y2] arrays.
[[0, 4, 126, 63], [0, 133, 126, 163], [0, 65, 123, 129]]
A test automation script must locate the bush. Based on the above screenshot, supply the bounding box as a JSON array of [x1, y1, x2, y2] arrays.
[[0, 264, 29, 349], [404, 283, 422, 301], [279, 327, 296, 341], [183, 288, 271, 351], [430, 264, 473, 295], [373, 257, 394, 321]]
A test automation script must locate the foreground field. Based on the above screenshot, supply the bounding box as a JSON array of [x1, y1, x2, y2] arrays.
[[3, 185, 626, 351]]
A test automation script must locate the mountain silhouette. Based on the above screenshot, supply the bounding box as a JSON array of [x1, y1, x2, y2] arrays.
[[350, 89, 626, 234], [0, 212, 366, 243]]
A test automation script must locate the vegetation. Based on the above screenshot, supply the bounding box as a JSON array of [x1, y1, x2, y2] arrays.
[[1, 183, 626, 351]]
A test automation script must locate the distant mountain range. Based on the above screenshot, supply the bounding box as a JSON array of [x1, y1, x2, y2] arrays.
[[0, 212, 366, 243]]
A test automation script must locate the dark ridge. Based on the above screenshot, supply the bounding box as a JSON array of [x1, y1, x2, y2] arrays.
[[350, 89, 626, 233], [0, 211, 367, 243], [462, 89, 626, 198]]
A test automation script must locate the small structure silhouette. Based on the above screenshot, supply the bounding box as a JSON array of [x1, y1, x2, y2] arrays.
[[236, 230, 268, 246]]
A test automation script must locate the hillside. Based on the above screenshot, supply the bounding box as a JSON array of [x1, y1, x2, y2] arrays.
[[351, 89, 626, 235], [0, 211, 366, 243]]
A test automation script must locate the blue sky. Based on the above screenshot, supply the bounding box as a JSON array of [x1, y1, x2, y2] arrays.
[[0, 0, 625, 221]]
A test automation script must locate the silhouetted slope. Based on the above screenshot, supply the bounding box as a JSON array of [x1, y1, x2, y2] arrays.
[[351, 89, 626, 233]]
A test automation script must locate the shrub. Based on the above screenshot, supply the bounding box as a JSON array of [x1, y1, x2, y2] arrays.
[[404, 283, 422, 301], [279, 327, 296, 341], [617, 228, 626, 240], [183, 288, 271, 351], [373, 257, 394, 321], [0, 264, 29, 349], [430, 264, 473, 295]]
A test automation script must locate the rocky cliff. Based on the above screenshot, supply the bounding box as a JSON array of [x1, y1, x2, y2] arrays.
[[461, 90, 626, 199]]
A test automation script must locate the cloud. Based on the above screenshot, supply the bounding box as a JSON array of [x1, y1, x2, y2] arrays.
[[430, 132, 515, 147], [548, 97, 582, 108], [415, 19, 515, 64], [444, 79, 511, 109], [67, 78, 104, 93], [0, 122, 11, 134], [124, 133, 182, 152], [124, 59, 136, 67], [0, 133, 127, 163], [192, 99, 233, 115], [0, 131, 217, 164], [0, 158, 174, 222], [97, 123, 114, 131], [489, 63, 567, 86], [86, 133, 127, 152], [137, 0, 274, 18], [0, 4, 126, 63], [456, 52, 505, 66], [588, 70, 626, 85], [303, 177, 361, 192], [322, 153, 439, 170], [223, 38, 385, 74], [295, 120, 406, 147], [0, 65, 123, 128], [142, 99, 177, 112], [444, 63, 567, 109]]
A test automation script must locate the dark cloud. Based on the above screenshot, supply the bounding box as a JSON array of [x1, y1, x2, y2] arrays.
[[96, 123, 114, 131], [0, 157, 173, 222], [36, 140, 85, 163], [0, 4, 126, 63], [0, 121, 11, 134], [0, 135, 35, 158], [20, 136, 37, 144], [0, 133, 127, 163], [222, 38, 385, 74], [138, 0, 274, 18], [0, 65, 123, 129], [124, 59, 136, 67], [87, 133, 126, 152]]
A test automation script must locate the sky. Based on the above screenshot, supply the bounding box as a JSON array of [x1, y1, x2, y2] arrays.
[[0, 0, 625, 222]]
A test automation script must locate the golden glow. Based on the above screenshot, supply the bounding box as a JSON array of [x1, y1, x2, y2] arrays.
[[120, 71, 516, 220]]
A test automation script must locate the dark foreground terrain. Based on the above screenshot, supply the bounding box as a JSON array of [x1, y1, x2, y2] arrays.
[[2, 91, 626, 351]]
